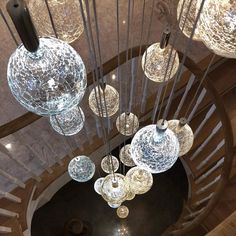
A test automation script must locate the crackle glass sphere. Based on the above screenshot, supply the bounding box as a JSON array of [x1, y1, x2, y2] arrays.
[[94, 177, 104, 195], [108, 202, 121, 208], [50, 106, 85, 136], [168, 119, 194, 156], [101, 155, 119, 174], [68, 156, 95, 182], [126, 191, 135, 201], [126, 167, 153, 195], [116, 112, 139, 136], [142, 43, 179, 83], [119, 144, 135, 167], [101, 173, 129, 204], [7, 37, 87, 116], [117, 205, 129, 219], [130, 120, 179, 173], [197, 0, 236, 58], [27, 0, 84, 43], [89, 85, 119, 117]]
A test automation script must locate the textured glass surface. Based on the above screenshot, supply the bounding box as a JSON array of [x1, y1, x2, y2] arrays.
[[126, 167, 153, 195], [131, 124, 179, 173], [117, 205, 129, 219], [50, 106, 85, 136], [168, 119, 194, 156], [108, 202, 121, 208], [94, 177, 104, 195], [68, 156, 95, 182], [116, 112, 139, 136], [126, 191, 135, 201], [7, 37, 87, 116], [27, 0, 84, 43], [142, 43, 179, 83], [101, 173, 129, 204], [101, 155, 119, 174], [89, 85, 119, 117], [197, 0, 236, 58], [119, 144, 136, 167]]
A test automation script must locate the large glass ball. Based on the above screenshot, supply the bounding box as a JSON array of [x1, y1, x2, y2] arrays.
[[141, 43, 179, 83], [89, 85, 119, 117], [108, 202, 121, 208], [68, 156, 95, 182], [7, 37, 87, 116], [117, 205, 129, 219], [101, 173, 129, 204], [94, 177, 104, 195], [116, 112, 139, 136], [130, 120, 179, 173], [119, 144, 136, 167], [101, 155, 119, 174], [50, 106, 85, 136], [197, 0, 236, 58], [126, 167, 153, 195], [168, 119, 194, 156]]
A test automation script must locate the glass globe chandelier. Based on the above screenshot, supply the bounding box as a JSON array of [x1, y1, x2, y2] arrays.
[[68, 156, 95, 182], [50, 105, 85, 136], [117, 205, 129, 219], [108, 202, 121, 209], [89, 84, 119, 117], [130, 120, 179, 173], [168, 118, 194, 156], [119, 144, 136, 167], [126, 167, 153, 195], [101, 155, 119, 174], [94, 177, 104, 195], [116, 112, 139, 136]]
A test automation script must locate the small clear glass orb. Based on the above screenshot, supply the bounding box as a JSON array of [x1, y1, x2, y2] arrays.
[[130, 120, 179, 173], [101, 173, 129, 204], [126, 191, 135, 201], [50, 106, 85, 136], [68, 156, 95, 182], [119, 144, 136, 167], [101, 155, 119, 174], [107, 202, 122, 208], [94, 177, 104, 195], [126, 167, 153, 195], [89, 85, 119, 117], [141, 43, 179, 83], [7, 37, 87, 116], [117, 205, 129, 219], [116, 112, 139, 136], [168, 119, 194, 156]]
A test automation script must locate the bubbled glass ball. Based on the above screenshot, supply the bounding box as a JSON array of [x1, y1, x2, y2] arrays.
[[7, 37, 87, 116], [50, 106, 85, 136], [126, 167, 153, 195], [108, 202, 121, 208], [89, 85, 119, 117], [101, 155, 119, 174], [142, 43, 179, 83], [130, 120, 179, 173], [94, 177, 104, 195], [68, 156, 95, 182], [119, 144, 135, 167], [126, 191, 135, 201], [116, 112, 139, 136], [101, 173, 129, 204], [117, 205, 129, 219]]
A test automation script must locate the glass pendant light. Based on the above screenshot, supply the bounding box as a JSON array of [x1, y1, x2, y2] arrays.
[[119, 144, 136, 167], [89, 84, 119, 117], [108, 202, 121, 208], [117, 205, 129, 219], [130, 120, 179, 173], [125, 191, 135, 201], [68, 156, 95, 182], [116, 112, 139, 136], [168, 118, 194, 156], [50, 105, 85, 136], [94, 177, 104, 195], [126, 167, 153, 195], [101, 155, 119, 174]]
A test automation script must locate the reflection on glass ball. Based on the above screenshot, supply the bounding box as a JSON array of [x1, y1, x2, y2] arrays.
[[94, 177, 104, 195], [119, 144, 136, 167], [197, 0, 236, 58], [108, 202, 121, 208], [89, 85, 119, 117], [125, 191, 135, 201], [168, 119, 194, 156], [68, 156, 95, 182], [117, 205, 129, 219], [142, 43, 179, 83], [50, 106, 85, 136], [27, 0, 84, 43], [101, 155, 119, 174], [126, 167, 153, 195], [116, 112, 139, 136], [7, 37, 87, 116], [130, 120, 179, 173], [101, 173, 129, 204]]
